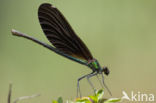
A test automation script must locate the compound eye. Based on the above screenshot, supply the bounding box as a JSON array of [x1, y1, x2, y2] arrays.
[[103, 67, 109, 75]]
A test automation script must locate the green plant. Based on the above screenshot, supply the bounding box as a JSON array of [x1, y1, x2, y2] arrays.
[[52, 89, 121, 103]]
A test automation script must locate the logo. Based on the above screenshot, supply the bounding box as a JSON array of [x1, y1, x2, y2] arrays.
[[121, 91, 155, 102]]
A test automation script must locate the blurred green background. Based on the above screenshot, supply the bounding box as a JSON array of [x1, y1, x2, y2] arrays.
[[0, 0, 156, 103]]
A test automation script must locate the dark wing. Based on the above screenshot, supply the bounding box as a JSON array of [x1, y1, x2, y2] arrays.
[[38, 3, 93, 60]]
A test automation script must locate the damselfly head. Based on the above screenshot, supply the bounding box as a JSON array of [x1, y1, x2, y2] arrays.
[[102, 66, 110, 76]]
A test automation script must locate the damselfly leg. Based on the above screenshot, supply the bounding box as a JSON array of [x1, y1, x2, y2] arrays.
[[101, 73, 112, 96], [77, 72, 99, 97]]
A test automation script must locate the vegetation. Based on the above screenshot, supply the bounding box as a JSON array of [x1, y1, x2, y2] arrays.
[[53, 89, 121, 103]]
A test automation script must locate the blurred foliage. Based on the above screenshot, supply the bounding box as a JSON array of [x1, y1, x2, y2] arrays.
[[52, 90, 121, 103]]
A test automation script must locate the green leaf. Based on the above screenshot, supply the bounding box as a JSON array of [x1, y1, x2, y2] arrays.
[[52, 100, 58, 103], [89, 96, 98, 103], [95, 89, 104, 100], [57, 97, 63, 103], [75, 98, 91, 103], [104, 98, 121, 103]]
